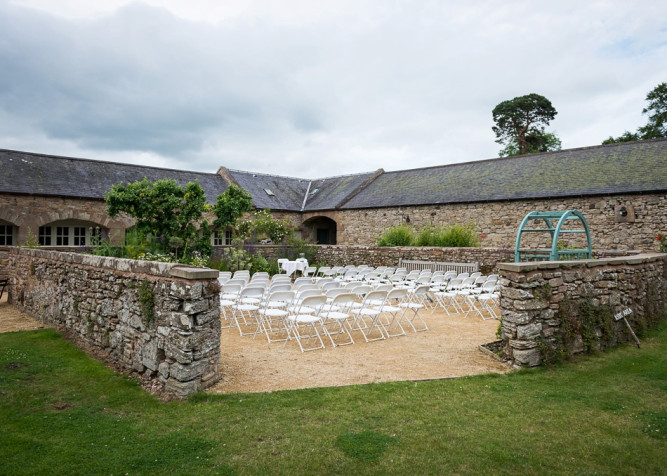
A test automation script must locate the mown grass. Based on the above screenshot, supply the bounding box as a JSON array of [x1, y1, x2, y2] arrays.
[[1, 324, 665, 475]]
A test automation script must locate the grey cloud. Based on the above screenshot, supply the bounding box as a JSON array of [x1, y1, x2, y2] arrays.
[[0, 1, 666, 177]]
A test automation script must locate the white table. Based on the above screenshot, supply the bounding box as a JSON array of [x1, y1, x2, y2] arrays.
[[280, 259, 309, 276]]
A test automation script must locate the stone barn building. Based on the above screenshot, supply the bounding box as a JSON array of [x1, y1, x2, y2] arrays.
[[1, 138, 666, 253]]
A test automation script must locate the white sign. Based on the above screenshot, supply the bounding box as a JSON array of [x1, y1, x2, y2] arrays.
[[614, 308, 633, 321]]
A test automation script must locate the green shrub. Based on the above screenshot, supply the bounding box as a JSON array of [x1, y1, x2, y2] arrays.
[[377, 225, 414, 246], [414, 225, 438, 246], [402, 223, 480, 247], [286, 234, 318, 262], [437, 223, 480, 247]]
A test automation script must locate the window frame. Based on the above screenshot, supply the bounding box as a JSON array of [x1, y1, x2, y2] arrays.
[[38, 221, 105, 248], [212, 229, 233, 246], [0, 223, 14, 246]]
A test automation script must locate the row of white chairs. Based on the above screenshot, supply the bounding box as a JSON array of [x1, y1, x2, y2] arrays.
[[217, 268, 500, 340], [217, 276, 431, 352]]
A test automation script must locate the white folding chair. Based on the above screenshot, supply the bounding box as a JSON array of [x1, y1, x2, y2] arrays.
[[303, 266, 318, 277], [219, 283, 242, 329], [259, 290, 295, 343], [380, 288, 408, 338], [472, 282, 500, 320], [433, 278, 463, 315], [352, 290, 389, 342], [321, 281, 341, 291], [285, 295, 327, 352], [233, 285, 265, 336], [400, 284, 430, 332], [320, 292, 357, 347]]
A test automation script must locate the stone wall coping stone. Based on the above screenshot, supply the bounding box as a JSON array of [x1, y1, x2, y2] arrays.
[[170, 266, 220, 280], [497, 253, 666, 273], [9, 247, 218, 281]]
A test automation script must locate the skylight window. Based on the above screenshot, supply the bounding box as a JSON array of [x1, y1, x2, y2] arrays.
[[264, 188, 275, 196], [310, 188, 319, 195]]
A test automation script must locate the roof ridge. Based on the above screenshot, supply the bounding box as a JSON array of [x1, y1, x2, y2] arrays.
[[227, 168, 310, 181], [0, 148, 220, 177], [378, 137, 667, 176], [311, 171, 376, 181]]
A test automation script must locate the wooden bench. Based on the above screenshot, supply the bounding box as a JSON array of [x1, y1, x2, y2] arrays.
[[397, 259, 479, 274]]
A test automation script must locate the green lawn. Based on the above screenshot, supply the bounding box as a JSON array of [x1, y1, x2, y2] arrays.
[[1, 324, 665, 475]]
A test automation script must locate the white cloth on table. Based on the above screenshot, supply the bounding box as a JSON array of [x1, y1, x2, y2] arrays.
[[281, 259, 309, 276]]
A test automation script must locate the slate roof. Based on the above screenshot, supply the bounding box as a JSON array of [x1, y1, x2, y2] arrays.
[[302, 171, 377, 211], [0, 149, 227, 205], [1, 138, 666, 212], [227, 169, 309, 211], [340, 139, 667, 209]]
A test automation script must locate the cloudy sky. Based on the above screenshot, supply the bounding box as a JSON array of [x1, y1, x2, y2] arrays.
[[1, 0, 665, 178]]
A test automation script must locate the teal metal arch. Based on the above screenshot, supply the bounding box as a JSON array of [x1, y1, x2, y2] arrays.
[[514, 210, 592, 262]]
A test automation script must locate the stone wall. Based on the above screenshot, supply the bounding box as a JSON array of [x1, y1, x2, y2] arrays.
[[497, 253, 667, 367], [313, 245, 515, 274], [7, 247, 221, 398], [330, 192, 667, 251]]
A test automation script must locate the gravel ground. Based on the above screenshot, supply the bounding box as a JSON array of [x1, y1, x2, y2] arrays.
[[0, 295, 511, 394], [0, 294, 45, 332], [210, 306, 510, 394]]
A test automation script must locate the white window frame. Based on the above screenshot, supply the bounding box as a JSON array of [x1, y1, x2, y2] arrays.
[[39, 221, 104, 247], [212, 229, 233, 246]]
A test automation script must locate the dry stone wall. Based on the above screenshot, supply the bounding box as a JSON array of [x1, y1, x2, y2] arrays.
[[332, 192, 666, 252], [497, 253, 667, 367], [7, 248, 221, 398], [314, 245, 514, 274]]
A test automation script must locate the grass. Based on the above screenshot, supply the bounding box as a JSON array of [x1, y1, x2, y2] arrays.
[[1, 325, 666, 475]]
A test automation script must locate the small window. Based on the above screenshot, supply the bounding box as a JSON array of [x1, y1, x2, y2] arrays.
[[264, 188, 275, 196], [0, 225, 13, 246], [213, 230, 234, 246], [56, 226, 69, 246], [73, 227, 86, 246], [39, 226, 52, 246]]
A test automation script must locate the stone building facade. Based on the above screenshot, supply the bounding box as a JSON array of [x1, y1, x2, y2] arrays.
[[1, 139, 666, 254], [332, 192, 667, 251]]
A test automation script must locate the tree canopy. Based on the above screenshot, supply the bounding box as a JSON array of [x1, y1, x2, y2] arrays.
[[213, 184, 254, 229], [105, 178, 211, 257], [492, 93, 559, 156], [603, 82, 667, 144]]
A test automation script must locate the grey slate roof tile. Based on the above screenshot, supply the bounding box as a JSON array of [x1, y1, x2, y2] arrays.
[[1, 138, 665, 212], [340, 139, 667, 209], [227, 170, 309, 211], [303, 172, 376, 211], [0, 149, 226, 204]]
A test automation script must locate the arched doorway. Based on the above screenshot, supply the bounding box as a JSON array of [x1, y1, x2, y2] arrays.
[[302, 216, 337, 245]]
